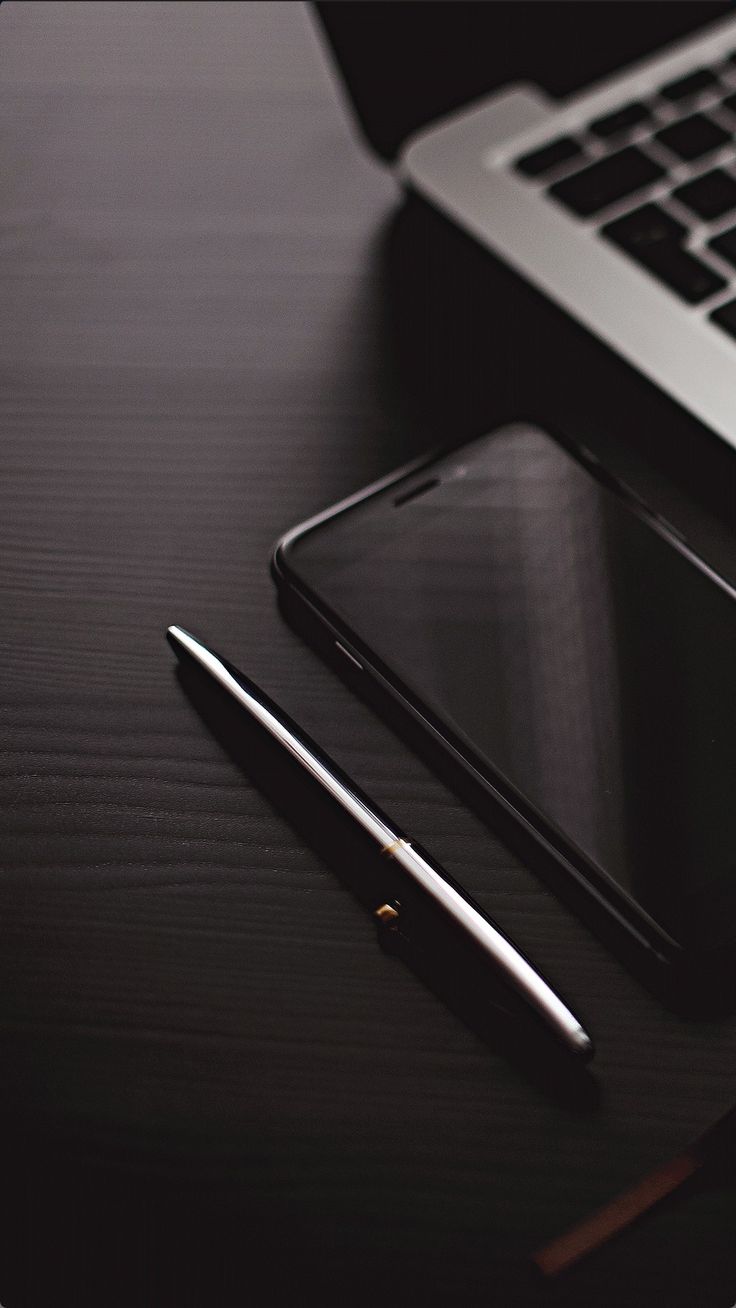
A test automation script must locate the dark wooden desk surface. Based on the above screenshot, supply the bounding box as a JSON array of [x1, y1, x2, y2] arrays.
[[1, 4, 735, 1305]]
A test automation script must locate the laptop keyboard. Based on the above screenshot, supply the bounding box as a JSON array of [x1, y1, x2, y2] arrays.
[[513, 59, 736, 340]]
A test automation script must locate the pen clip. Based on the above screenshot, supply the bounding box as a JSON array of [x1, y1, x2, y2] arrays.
[[374, 899, 409, 952]]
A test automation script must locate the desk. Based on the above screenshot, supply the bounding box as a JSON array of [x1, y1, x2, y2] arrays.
[[1, 4, 735, 1305]]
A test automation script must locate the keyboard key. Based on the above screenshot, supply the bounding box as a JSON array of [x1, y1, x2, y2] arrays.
[[602, 203, 725, 303], [589, 101, 652, 139], [635, 246, 726, 303], [721, 92, 736, 116], [710, 298, 736, 338], [602, 202, 687, 251], [655, 113, 731, 161], [549, 147, 664, 217], [673, 168, 736, 220], [660, 68, 721, 102], [708, 223, 736, 267], [515, 137, 584, 178]]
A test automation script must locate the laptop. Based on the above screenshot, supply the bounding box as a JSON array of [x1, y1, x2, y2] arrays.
[[316, 2, 736, 454]]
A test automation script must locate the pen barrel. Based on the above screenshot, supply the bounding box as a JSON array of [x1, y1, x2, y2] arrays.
[[170, 632, 415, 915], [169, 626, 592, 1063]]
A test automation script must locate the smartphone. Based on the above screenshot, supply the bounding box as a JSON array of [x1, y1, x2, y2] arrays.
[[272, 423, 736, 997]]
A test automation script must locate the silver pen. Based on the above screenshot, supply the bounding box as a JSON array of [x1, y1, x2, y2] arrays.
[[167, 624, 593, 1061]]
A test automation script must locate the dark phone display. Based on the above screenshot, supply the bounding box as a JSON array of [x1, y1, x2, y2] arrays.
[[284, 425, 736, 953]]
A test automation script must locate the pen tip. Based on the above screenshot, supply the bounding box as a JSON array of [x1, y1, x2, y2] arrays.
[[574, 1028, 595, 1062], [166, 626, 207, 668], [166, 624, 188, 655]]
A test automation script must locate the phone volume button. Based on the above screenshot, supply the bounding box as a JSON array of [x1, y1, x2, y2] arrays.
[[334, 640, 363, 671], [653, 512, 687, 544]]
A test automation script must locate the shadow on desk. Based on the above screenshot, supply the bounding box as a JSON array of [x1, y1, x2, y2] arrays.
[[0, 1127, 549, 1307]]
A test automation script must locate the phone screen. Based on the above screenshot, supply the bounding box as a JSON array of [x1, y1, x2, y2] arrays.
[[280, 424, 736, 957]]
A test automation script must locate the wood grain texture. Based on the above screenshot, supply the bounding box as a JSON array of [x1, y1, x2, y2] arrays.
[[1, 4, 735, 1306]]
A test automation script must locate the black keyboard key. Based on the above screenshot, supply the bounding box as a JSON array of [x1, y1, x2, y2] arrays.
[[655, 113, 731, 161], [602, 202, 687, 252], [660, 68, 721, 102], [515, 137, 584, 178], [673, 168, 736, 220], [708, 223, 736, 267], [602, 203, 725, 303], [589, 101, 652, 139], [549, 146, 664, 218], [638, 246, 726, 303], [710, 298, 736, 338], [721, 92, 736, 116]]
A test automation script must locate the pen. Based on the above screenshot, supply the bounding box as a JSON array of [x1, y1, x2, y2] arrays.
[[166, 624, 593, 1061]]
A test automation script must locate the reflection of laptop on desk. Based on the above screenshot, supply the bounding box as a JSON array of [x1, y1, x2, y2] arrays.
[[317, 2, 736, 452]]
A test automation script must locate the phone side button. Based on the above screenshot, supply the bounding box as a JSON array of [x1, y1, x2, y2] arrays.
[[335, 640, 363, 671]]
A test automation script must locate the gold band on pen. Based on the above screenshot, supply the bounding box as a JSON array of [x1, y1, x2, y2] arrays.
[[381, 837, 411, 858]]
